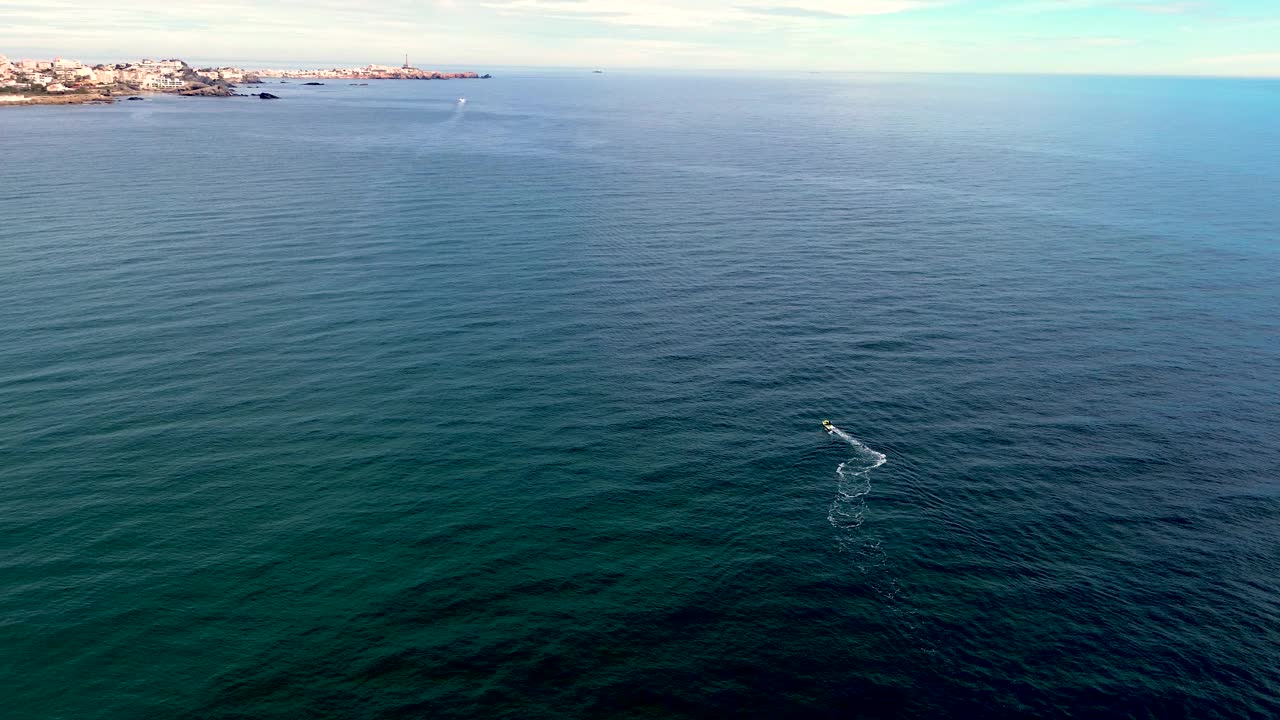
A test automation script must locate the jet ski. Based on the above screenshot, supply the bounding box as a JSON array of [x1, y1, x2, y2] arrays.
[[822, 420, 835, 433]]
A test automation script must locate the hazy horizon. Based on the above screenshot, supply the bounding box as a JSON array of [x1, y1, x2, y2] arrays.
[[3, 0, 1279, 77], [4, 56, 1280, 81]]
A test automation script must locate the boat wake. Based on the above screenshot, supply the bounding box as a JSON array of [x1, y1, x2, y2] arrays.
[[823, 424, 937, 657], [825, 425, 897, 581], [826, 426, 887, 535]]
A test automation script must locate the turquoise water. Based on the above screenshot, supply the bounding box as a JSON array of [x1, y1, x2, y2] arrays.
[[2, 73, 1279, 718]]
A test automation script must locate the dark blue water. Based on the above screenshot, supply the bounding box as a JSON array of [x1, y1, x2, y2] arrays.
[[2, 73, 1279, 719]]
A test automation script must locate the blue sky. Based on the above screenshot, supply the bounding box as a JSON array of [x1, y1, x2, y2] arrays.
[[2, 0, 1278, 75]]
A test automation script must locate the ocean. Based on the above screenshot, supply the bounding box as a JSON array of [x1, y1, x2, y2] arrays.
[[1, 71, 1278, 718]]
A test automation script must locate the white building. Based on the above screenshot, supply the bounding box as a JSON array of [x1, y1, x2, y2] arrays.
[[142, 75, 186, 89], [137, 59, 185, 72], [204, 68, 245, 82]]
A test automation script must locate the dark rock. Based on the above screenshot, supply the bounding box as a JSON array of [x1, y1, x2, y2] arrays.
[[126, 96, 145, 101], [179, 84, 235, 97], [302, 82, 324, 86], [258, 92, 280, 99]]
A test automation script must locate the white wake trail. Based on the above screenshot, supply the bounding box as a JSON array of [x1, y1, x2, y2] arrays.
[[826, 426, 887, 533], [823, 425, 937, 655]]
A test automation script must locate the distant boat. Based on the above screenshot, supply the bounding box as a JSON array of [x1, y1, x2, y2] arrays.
[[592, 70, 604, 74], [457, 98, 466, 104]]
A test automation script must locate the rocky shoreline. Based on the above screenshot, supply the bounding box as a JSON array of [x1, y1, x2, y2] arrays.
[[2, 76, 491, 108], [2, 83, 278, 105], [1, 75, 490, 106], [2, 56, 492, 107]]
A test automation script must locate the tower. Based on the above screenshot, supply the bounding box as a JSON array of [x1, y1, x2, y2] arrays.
[[402, 53, 410, 70]]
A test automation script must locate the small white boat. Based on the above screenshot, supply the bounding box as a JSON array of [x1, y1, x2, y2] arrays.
[[457, 97, 467, 104], [822, 420, 835, 433]]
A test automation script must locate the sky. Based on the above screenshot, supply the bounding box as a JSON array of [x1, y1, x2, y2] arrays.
[[2, 0, 1278, 76]]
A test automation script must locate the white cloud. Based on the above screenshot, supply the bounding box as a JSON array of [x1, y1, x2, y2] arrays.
[[1125, 2, 1196, 14], [1151, 51, 1280, 77], [998, 0, 1111, 13], [1078, 36, 1135, 46], [2, 0, 1276, 74], [999, 0, 1197, 14], [480, 0, 942, 28]]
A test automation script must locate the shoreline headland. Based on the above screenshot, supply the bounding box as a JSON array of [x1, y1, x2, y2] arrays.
[[0, 54, 490, 106]]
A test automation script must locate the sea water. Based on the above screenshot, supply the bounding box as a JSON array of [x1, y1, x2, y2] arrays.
[[2, 72, 1278, 718]]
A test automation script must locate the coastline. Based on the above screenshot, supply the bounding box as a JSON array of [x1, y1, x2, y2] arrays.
[[0, 76, 492, 108], [256, 72, 490, 80], [2, 56, 491, 107]]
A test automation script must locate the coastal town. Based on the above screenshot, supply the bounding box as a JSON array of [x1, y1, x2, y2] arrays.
[[256, 56, 490, 81], [0, 54, 490, 105]]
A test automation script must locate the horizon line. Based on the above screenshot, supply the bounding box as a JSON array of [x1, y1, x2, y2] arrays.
[[4, 51, 1278, 80]]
